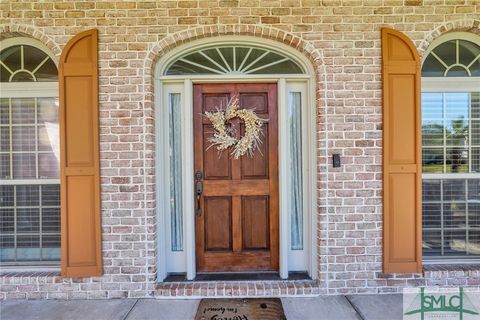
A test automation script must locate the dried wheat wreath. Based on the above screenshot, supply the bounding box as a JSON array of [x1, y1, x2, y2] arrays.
[[204, 96, 265, 159]]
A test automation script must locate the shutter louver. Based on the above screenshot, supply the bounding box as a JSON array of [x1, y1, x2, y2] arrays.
[[382, 28, 422, 273], [59, 29, 102, 277]]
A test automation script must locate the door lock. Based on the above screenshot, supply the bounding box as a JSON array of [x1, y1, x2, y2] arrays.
[[195, 171, 203, 217]]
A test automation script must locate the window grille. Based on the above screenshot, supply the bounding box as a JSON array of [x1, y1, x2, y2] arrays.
[[0, 41, 59, 265], [421, 34, 480, 261]]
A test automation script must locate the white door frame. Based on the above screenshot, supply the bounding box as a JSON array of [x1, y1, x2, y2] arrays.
[[154, 36, 318, 281]]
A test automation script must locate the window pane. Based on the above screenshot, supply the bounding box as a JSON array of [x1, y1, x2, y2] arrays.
[[423, 203, 441, 228], [16, 185, 39, 206], [34, 59, 58, 82], [0, 236, 15, 261], [444, 229, 467, 256], [422, 148, 444, 173], [0, 98, 9, 124], [446, 147, 468, 173], [42, 208, 60, 233], [0, 126, 10, 152], [41, 235, 60, 260], [39, 152, 59, 178], [443, 180, 466, 201], [459, 40, 480, 66], [16, 235, 41, 261], [467, 230, 480, 255], [289, 92, 303, 250], [22, 45, 48, 73], [433, 40, 456, 66], [169, 93, 183, 252], [468, 179, 480, 201], [38, 97, 58, 122], [12, 153, 36, 179], [0, 64, 11, 82], [445, 93, 469, 120], [421, 93, 443, 119], [0, 185, 14, 206], [11, 72, 35, 82], [0, 208, 14, 233], [0, 154, 10, 179], [446, 66, 469, 77], [17, 208, 40, 233], [444, 203, 466, 228], [468, 203, 480, 228], [423, 230, 442, 256], [423, 180, 441, 202], [1, 45, 21, 73], [422, 120, 444, 146], [41, 184, 60, 206], [12, 126, 36, 151], [421, 55, 446, 77], [11, 98, 35, 124]]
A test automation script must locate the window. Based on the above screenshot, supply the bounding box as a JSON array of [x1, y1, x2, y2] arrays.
[[0, 38, 59, 265], [421, 33, 480, 261], [165, 44, 304, 75]]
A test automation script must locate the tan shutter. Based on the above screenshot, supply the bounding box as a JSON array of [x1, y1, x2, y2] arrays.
[[59, 29, 102, 277], [382, 28, 422, 273]]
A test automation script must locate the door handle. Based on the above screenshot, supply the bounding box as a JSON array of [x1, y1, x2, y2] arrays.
[[195, 171, 203, 217]]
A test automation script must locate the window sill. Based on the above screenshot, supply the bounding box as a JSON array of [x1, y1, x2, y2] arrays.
[[0, 265, 60, 277], [423, 264, 480, 272]]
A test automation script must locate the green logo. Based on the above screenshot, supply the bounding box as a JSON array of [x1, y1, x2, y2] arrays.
[[404, 288, 479, 320]]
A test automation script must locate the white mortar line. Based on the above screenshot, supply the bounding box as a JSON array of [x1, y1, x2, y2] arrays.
[[142, 50, 149, 297]]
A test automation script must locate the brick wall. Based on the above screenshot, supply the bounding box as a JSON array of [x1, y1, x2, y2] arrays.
[[0, 0, 479, 299]]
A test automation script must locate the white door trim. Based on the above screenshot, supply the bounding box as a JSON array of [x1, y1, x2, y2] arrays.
[[154, 36, 318, 281]]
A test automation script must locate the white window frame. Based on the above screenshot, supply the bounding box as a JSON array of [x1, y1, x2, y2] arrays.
[[0, 37, 60, 270], [421, 32, 480, 264], [154, 36, 318, 281]]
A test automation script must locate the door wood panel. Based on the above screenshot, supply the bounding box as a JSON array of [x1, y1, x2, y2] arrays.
[[204, 197, 232, 251], [194, 83, 279, 272]]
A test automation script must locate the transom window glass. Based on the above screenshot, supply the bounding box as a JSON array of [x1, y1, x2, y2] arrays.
[[1, 44, 58, 82], [0, 39, 60, 265], [421, 34, 480, 261], [422, 39, 480, 77], [165, 45, 304, 75]]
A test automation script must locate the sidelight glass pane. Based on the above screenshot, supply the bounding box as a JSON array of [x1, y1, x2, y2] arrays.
[[289, 92, 303, 250], [169, 93, 183, 251]]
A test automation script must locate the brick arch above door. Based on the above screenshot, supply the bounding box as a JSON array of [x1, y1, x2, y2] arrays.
[[142, 24, 325, 93]]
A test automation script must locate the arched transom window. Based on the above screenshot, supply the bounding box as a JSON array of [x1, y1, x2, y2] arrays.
[[421, 33, 480, 262], [422, 38, 480, 77], [1, 44, 58, 82], [165, 44, 305, 75]]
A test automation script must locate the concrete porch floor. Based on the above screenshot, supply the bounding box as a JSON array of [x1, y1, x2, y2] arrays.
[[0, 294, 403, 320]]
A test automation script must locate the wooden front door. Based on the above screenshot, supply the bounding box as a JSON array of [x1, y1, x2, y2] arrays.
[[194, 83, 279, 272]]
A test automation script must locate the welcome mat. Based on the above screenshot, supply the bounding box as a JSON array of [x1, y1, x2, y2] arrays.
[[194, 298, 286, 320]]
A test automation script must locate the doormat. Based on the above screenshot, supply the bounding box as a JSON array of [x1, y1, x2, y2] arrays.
[[194, 298, 286, 320]]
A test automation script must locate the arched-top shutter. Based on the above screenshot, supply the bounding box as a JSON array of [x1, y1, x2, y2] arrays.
[[59, 29, 102, 277], [382, 28, 422, 273]]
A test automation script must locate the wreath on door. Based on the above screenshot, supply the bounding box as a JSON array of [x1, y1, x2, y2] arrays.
[[204, 96, 265, 159]]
